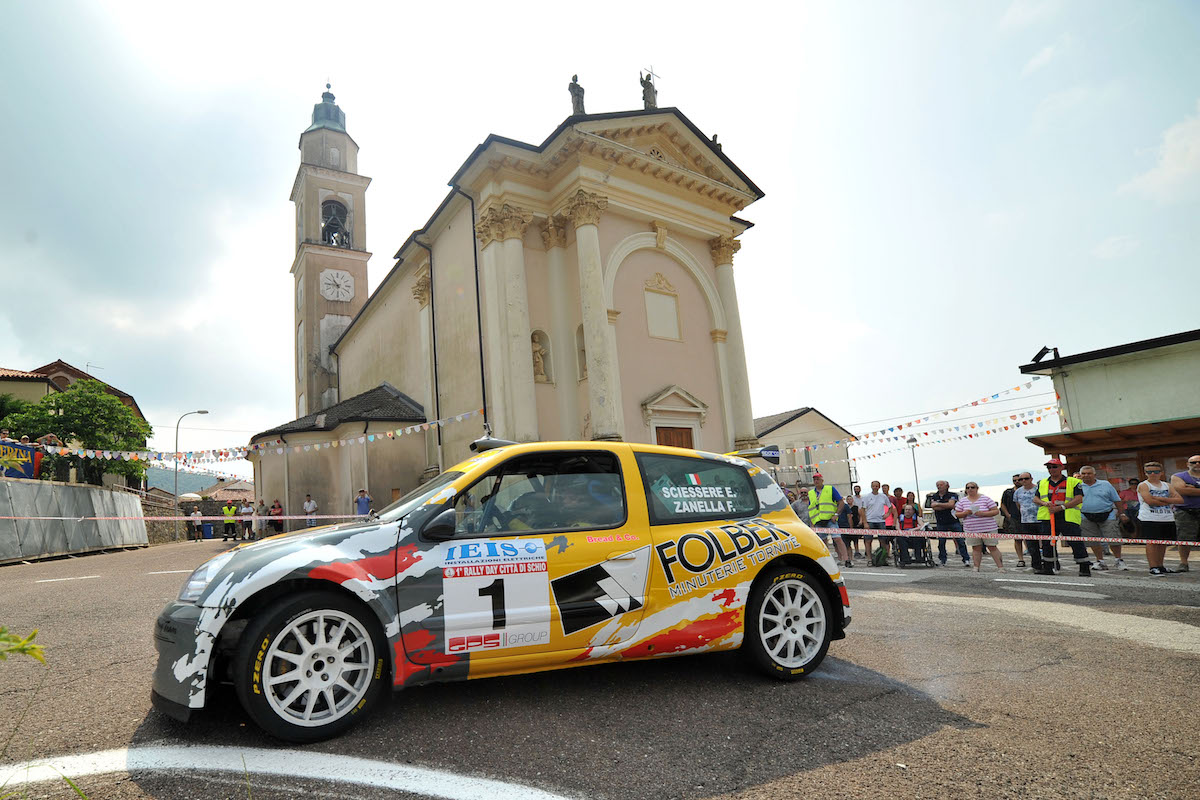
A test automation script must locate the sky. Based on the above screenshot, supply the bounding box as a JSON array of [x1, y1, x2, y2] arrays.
[[1, 0, 1197, 491]]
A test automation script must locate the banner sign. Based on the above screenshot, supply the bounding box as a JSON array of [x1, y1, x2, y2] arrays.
[[0, 442, 43, 479]]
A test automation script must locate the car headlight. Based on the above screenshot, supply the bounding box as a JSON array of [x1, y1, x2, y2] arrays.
[[178, 552, 235, 603]]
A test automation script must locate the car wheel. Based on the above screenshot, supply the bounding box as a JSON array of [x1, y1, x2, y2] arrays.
[[744, 565, 832, 679], [233, 590, 388, 742]]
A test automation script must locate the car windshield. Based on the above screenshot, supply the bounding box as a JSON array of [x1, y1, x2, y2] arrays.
[[375, 470, 463, 524]]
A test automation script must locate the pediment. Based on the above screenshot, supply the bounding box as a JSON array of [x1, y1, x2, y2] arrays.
[[576, 115, 759, 198], [641, 384, 709, 426]]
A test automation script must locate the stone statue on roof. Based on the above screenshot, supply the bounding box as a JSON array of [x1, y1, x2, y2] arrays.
[[569, 75, 585, 115], [640, 72, 657, 109]]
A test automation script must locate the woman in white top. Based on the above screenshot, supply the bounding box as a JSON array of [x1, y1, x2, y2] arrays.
[[1137, 461, 1183, 576]]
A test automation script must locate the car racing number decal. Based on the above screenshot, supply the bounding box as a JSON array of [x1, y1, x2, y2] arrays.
[[442, 538, 551, 654]]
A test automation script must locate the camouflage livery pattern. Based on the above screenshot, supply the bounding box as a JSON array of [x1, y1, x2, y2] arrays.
[[152, 441, 849, 715]]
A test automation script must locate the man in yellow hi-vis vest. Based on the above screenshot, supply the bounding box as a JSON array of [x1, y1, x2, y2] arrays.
[[221, 501, 239, 542], [807, 473, 851, 568], [1032, 458, 1091, 576]]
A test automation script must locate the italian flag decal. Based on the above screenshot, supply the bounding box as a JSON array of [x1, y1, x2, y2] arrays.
[[686, 473, 702, 485]]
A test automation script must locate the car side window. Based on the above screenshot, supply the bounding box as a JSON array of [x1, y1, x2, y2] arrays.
[[637, 453, 759, 525], [448, 451, 626, 537]]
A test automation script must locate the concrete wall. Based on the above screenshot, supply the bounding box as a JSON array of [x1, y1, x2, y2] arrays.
[[1054, 340, 1200, 430], [0, 477, 148, 564]]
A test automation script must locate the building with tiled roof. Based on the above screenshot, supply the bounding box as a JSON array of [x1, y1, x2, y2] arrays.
[[752, 407, 855, 490], [30, 360, 147, 422], [0, 367, 59, 405]]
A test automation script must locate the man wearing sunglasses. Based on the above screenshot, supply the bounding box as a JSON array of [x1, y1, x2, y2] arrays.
[[1032, 458, 1091, 576], [1169, 456, 1200, 573]]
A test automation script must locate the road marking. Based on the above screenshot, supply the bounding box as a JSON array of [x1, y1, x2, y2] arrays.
[[0, 745, 571, 799], [34, 575, 100, 584], [1003, 587, 1109, 600], [867, 591, 1200, 655], [844, 572, 906, 577], [146, 569, 192, 575], [995, 578, 1093, 587]]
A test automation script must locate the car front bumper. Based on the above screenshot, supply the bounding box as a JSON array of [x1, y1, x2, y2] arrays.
[[151, 600, 208, 718]]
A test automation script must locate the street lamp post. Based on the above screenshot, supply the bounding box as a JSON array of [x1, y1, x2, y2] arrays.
[[174, 410, 209, 541], [906, 436, 921, 506]]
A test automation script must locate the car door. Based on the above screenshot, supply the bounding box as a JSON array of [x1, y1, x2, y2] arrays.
[[437, 445, 652, 664]]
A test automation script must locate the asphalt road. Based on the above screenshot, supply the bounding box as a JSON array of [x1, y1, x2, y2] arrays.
[[1, 541, 1197, 799]]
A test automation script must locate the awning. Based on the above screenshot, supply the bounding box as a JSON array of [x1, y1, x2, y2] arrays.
[[1026, 414, 1200, 456]]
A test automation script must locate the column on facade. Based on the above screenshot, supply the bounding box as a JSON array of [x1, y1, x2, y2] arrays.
[[563, 189, 622, 441], [475, 211, 509, 437], [710, 328, 735, 451], [542, 217, 580, 438], [710, 235, 758, 450], [412, 266, 440, 470], [497, 204, 538, 442]]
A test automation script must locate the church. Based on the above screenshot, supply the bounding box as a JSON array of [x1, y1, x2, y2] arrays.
[[249, 80, 766, 517]]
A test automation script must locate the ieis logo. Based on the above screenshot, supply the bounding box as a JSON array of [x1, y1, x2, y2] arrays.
[[447, 633, 502, 653]]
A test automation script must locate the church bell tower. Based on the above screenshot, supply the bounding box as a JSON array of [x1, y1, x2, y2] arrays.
[[290, 85, 371, 416]]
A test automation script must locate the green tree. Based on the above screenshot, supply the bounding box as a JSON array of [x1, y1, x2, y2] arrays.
[[0, 380, 153, 486], [0, 393, 29, 426]]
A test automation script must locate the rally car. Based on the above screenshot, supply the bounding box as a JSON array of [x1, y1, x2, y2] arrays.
[[152, 439, 850, 741]]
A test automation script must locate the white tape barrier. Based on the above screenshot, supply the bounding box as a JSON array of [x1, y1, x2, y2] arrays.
[[823, 526, 1194, 548]]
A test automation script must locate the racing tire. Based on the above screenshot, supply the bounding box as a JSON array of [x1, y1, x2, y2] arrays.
[[743, 565, 832, 680], [233, 590, 388, 742]]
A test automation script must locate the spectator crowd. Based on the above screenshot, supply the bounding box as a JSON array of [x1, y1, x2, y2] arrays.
[[785, 455, 1200, 577]]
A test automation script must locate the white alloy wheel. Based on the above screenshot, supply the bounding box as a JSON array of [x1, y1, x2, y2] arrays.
[[758, 578, 827, 669], [262, 609, 375, 728]]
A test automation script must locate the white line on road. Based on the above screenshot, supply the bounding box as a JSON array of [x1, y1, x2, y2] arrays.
[[0, 745, 571, 799], [1003, 587, 1109, 600], [867, 590, 1200, 654], [34, 575, 99, 584], [146, 569, 192, 575], [843, 572, 906, 577], [994, 578, 1094, 587]]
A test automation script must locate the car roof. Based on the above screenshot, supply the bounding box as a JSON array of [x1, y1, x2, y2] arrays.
[[476, 439, 749, 463]]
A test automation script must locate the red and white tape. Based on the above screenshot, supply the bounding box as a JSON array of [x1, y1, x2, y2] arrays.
[[823, 527, 1195, 548]]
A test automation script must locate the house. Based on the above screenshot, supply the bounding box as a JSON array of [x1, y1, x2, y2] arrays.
[[752, 407, 855, 491]]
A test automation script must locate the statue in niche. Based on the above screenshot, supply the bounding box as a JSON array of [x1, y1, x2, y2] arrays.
[[569, 75, 585, 115], [531, 332, 550, 383], [640, 72, 657, 109]]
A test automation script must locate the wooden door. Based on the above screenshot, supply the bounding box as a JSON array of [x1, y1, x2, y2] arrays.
[[655, 426, 694, 449]]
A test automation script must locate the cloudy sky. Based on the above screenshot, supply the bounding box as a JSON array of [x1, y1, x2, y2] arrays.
[[2, 0, 1197, 489]]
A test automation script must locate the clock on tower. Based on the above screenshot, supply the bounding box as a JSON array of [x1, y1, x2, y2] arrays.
[[319, 269, 355, 302]]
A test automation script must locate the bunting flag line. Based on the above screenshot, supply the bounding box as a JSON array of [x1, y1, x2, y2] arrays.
[[783, 410, 1058, 469], [31, 409, 487, 467], [782, 406, 1058, 456]]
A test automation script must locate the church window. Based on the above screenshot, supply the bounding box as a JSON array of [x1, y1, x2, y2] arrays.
[[576, 325, 587, 380], [329, 146, 340, 166], [648, 147, 666, 161], [320, 200, 352, 249], [644, 289, 681, 341], [297, 320, 305, 383]]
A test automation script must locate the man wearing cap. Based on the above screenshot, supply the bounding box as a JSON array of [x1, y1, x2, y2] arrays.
[[806, 473, 851, 568], [354, 489, 373, 517], [1033, 458, 1091, 576]]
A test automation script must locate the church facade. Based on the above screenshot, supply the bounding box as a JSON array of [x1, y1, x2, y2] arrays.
[[250, 85, 765, 520]]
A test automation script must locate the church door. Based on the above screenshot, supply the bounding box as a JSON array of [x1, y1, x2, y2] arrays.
[[655, 426, 694, 449]]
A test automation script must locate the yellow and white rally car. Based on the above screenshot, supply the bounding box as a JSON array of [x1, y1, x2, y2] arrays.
[[152, 438, 850, 741]]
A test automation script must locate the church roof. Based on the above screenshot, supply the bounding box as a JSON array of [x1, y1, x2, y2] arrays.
[[252, 382, 425, 440], [448, 106, 765, 200]]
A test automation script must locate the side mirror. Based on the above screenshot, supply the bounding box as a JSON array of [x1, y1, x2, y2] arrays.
[[422, 507, 458, 541]]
